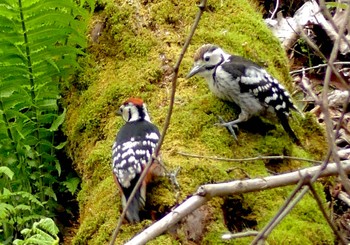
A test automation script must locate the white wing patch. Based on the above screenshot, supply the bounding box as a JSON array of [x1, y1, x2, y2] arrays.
[[112, 132, 159, 188], [145, 132, 159, 140], [241, 67, 270, 85]]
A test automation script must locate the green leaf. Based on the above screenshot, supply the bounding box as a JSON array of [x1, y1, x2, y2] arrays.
[[0, 0, 90, 241], [0, 166, 14, 180], [54, 141, 67, 150], [13, 218, 59, 245], [0, 202, 15, 219], [44, 187, 57, 201], [62, 177, 80, 195], [36, 218, 59, 238], [2, 187, 11, 195], [55, 160, 61, 176], [15, 204, 32, 212], [49, 108, 66, 132]]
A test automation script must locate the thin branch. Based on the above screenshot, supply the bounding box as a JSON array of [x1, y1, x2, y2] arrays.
[[269, 0, 279, 20], [222, 230, 259, 240], [338, 191, 350, 207], [125, 161, 350, 244], [298, 27, 348, 89], [319, 1, 350, 194], [292, 3, 350, 194], [125, 195, 207, 245], [289, 61, 350, 75], [308, 182, 348, 244], [109, 1, 208, 244], [251, 149, 341, 244], [178, 151, 323, 164], [300, 69, 321, 102], [318, 0, 350, 51], [252, 176, 310, 244]]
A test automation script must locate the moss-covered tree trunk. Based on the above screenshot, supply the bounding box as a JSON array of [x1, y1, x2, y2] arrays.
[[63, 0, 331, 244]]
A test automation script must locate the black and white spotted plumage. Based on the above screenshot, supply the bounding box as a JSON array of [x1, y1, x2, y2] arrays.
[[112, 98, 160, 223], [187, 44, 300, 143]]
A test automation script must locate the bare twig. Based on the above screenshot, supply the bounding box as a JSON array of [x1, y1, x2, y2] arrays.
[[319, 1, 350, 194], [318, 0, 350, 52], [109, 1, 208, 244], [338, 191, 350, 207], [251, 2, 350, 243], [251, 176, 309, 244], [222, 230, 259, 240], [125, 161, 350, 244], [298, 27, 348, 88], [254, 149, 337, 244], [308, 182, 347, 244], [269, 0, 279, 20], [178, 151, 323, 165], [300, 69, 320, 102], [289, 61, 350, 75], [291, 3, 350, 195]]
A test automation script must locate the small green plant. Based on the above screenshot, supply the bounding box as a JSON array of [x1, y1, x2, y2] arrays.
[[13, 218, 59, 245], [0, 0, 93, 243], [0, 188, 44, 243]]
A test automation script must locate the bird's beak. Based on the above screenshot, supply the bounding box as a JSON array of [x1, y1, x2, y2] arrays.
[[186, 64, 202, 79]]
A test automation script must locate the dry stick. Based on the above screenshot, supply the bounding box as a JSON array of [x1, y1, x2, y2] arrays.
[[308, 182, 348, 244], [290, 61, 350, 75], [288, 9, 348, 88], [338, 191, 350, 207], [109, 1, 208, 244], [298, 30, 346, 87], [253, 34, 350, 245], [284, 20, 349, 101], [178, 151, 323, 165], [318, 2, 350, 194], [125, 161, 350, 244], [222, 230, 259, 240], [251, 176, 309, 244], [254, 177, 347, 244], [269, 0, 279, 20], [253, 13, 350, 242], [319, 0, 350, 50], [252, 165, 347, 244]]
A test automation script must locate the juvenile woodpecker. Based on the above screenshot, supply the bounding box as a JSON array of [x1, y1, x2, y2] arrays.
[[187, 44, 300, 143], [112, 98, 160, 223]]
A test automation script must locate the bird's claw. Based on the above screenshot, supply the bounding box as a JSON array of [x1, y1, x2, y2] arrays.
[[166, 167, 181, 190], [217, 116, 239, 141]]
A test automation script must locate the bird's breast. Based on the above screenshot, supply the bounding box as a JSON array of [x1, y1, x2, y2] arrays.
[[207, 72, 241, 103], [206, 71, 269, 116]]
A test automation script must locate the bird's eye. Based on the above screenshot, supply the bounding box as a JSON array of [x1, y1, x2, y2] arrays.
[[117, 108, 123, 115], [204, 56, 210, 61]]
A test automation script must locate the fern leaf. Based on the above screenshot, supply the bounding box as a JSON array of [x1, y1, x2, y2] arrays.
[[49, 109, 66, 132], [0, 166, 14, 180]]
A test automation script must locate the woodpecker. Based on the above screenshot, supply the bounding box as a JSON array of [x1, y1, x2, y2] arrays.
[[187, 44, 301, 143], [112, 98, 160, 223]]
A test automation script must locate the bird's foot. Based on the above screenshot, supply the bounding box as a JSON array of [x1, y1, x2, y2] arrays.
[[165, 167, 181, 190], [216, 116, 239, 141]]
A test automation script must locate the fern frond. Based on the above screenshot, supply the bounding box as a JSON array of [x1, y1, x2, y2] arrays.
[[0, 0, 92, 241]]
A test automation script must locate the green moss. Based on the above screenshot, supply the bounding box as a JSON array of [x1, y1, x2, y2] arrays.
[[201, 221, 230, 244], [62, 0, 331, 244], [73, 177, 118, 244]]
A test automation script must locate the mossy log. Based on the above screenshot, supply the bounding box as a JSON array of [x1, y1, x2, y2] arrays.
[[63, 0, 332, 244]]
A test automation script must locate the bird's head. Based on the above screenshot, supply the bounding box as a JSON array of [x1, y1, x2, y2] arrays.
[[118, 98, 151, 122], [186, 44, 226, 79]]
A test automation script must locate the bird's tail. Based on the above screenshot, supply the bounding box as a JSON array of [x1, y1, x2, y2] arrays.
[[122, 183, 146, 223], [291, 102, 304, 118], [278, 112, 301, 145]]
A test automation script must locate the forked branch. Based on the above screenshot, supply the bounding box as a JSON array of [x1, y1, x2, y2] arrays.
[[125, 161, 350, 244]]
